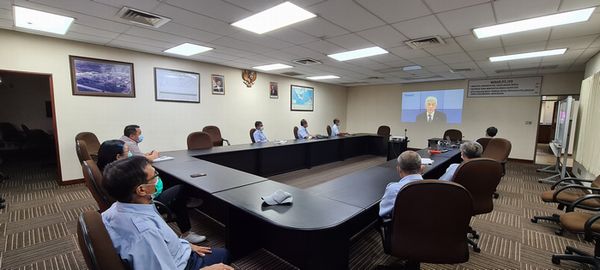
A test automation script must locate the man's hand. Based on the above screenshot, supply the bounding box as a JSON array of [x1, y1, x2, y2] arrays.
[[201, 263, 234, 270], [190, 244, 212, 256], [146, 150, 160, 161]]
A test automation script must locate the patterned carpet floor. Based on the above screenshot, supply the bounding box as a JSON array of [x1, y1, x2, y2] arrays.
[[0, 160, 595, 269]]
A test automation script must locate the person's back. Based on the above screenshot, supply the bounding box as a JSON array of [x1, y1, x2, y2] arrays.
[[379, 151, 424, 219], [439, 141, 482, 181]]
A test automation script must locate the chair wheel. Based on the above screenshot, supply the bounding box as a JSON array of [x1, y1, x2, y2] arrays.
[[555, 229, 563, 236], [551, 256, 560, 265], [565, 249, 573, 255], [473, 247, 481, 253], [472, 234, 480, 239], [531, 218, 538, 223]]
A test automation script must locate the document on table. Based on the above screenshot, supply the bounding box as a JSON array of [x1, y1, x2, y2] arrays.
[[421, 158, 434, 165], [153, 156, 174, 162]]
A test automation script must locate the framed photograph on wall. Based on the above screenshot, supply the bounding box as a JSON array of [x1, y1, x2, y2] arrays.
[[270, 82, 278, 99], [211, 74, 225, 95], [290, 85, 314, 111], [154, 68, 200, 103], [69, 55, 135, 97]]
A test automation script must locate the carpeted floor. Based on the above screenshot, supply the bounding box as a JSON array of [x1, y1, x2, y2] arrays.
[[0, 159, 594, 269]]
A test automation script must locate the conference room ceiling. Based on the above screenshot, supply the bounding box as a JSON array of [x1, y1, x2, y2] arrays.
[[1, 0, 599, 85]]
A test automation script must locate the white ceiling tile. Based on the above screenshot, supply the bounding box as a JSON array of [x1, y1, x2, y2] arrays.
[[356, 25, 407, 48], [310, 0, 385, 32], [410, 56, 445, 66], [468, 48, 506, 61], [349, 59, 391, 69], [116, 34, 175, 49], [547, 34, 599, 50], [125, 26, 193, 44], [493, 0, 560, 23], [559, 0, 600, 11], [92, 0, 162, 11], [392, 15, 450, 39], [292, 17, 349, 38], [210, 36, 273, 54], [423, 0, 489, 13], [368, 54, 409, 64], [0, 18, 12, 29], [504, 41, 548, 54], [200, 51, 240, 61], [455, 34, 502, 50], [508, 60, 541, 68], [280, 45, 324, 59], [476, 61, 509, 70], [165, 0, 251, 23], [589, 36, 600, 47], [158, 22, 222, 43], [65, 31, 113, 45], [28, 0, 121, 19], [218, 0, 285, 12], [377, 58, 416, 67], [580, 47, 600, 61], [550, 12, 600, 39], [437, 52, 472, 64], [540, 59, 575, 68], [0, 7, 12, 20], [325, 33, 373, 50], [558, 49, 585, 60], [355, 0, 431, 23], [153, 3, 239, 36], [425, 64, 451, 72], [0, 1, 11, 9], [108, 39, 163, 53], [436, 3, 495, 36], [71, 13, 132, 33], [302, 40, 345, 55], [424, 38, 465, 55], [448, 61, 479, 69], [388, 45, 431, 59], [69, 24, 120, 39], [267, 28, 319, 45], [230, 31, 295, 50], [500, 29, 550, 46]]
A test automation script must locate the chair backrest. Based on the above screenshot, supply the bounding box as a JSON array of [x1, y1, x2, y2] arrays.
[[187, 132, 213, 150], [377, 125, 391, 137], [451, 158, 503, 215], [293, 126, 299, 139], [250, 128, 256, 143], [82, 160, 113, 212], [390, 180, 472, 264], [77, 211, 128, 270], [327, 125, 332, 136], [76, 132, 101, 158], [481, 138, 512, 163], [476, 137, 492, 151], [202, 125, 223, 146], [76, 140, 92, 163], [443, 129, 462, 142]]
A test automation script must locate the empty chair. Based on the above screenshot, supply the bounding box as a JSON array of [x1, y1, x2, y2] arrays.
[[77, 211, 128, 270], [82, 160, 113, 212], [443, 129, 462, 142], [187, 132, 213, 150], [202, 126, 230, 146], [476, 137, 492, 151], [451, 158, 503, 252], [293, 126, 299, 139], [377, 125, 391, 137], [481, 138, 511, 174], [326, 125, 332, 136], [76, 132, 101, 160], [380, 180, 473, 269], [76, 140, 92, 163], [249, 128, 256, 143]]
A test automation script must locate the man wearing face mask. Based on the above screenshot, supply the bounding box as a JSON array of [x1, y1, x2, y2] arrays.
[[252, 121, 268, 143], [119, 124, 160, 161], [101, 157, 231, 270]]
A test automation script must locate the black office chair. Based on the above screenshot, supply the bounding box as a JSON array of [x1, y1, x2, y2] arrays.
[[249, 128, 256, 143], [326, 125, 332, 136], [293, 126, 299, 139], [443, 129, 462, 142]]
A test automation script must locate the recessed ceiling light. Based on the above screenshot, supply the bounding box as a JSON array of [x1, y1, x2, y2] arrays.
[[306, 75, 340, 80], [473, 7, 595, 38], [489, 48, 567, 62], [14, 6, 74, 35], [164, 43, 213, 56], [253, 63, 293, 71], [402, 65, 422, 71], [328, 46, 388, 61], [231, 2, 316, 34]]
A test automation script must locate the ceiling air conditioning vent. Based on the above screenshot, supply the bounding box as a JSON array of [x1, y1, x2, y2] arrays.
[[280, 71, 304, 76], [292, 58, 322, 65], [118, 7, 171, 28], [400, 75, 443, 81], [405, 36, 445, 49]]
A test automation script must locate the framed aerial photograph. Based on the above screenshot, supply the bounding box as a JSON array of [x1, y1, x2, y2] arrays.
[[270, 82, 278, 99], [154, 68, 200, 103], [69, 55, 135, 97], [211, 74, 225, 95], [290, 85, 314, 111]]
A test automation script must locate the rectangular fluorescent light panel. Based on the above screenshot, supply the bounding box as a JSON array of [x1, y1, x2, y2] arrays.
[[474, 7, 595, 38], [253, 63, 293, 71], [14, 6, 74, 35], [164, 43, 213, 56], [402, 65, 422, 71], [232, 2, 316, 34], [328, 46, 388, 61], [307, 75, 340, 80], [489, 48, 567, 62]]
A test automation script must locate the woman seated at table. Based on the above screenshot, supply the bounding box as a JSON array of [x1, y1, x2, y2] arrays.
[[97, 139, 206, 244]]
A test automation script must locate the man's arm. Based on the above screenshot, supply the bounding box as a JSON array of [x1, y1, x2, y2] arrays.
[[127, 230, 184, 270], [378, 183, 400, 219], [145, 150, 159, 161]]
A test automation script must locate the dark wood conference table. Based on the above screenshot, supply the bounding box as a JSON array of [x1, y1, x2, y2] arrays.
[[153, 134, 461, 269]]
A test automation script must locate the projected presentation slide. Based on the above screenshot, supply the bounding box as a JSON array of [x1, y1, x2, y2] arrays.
[[401, 89, 464, 124]]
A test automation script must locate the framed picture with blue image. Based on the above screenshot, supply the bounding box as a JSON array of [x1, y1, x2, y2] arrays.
[[290, 85, 314, 111], [69, 55, 135, 97]]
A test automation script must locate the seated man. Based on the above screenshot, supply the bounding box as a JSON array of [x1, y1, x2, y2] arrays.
[[297, 119, 312, 139], [97, 139, 206, 244], [331, 118, 348, 137], [101, 156, 232, 270], [252, 121, 268, 143], [486, 126, 498, 138], [439, 141, 483, 181], [379, 151, 424, 220], [119, 125, 159, 161]]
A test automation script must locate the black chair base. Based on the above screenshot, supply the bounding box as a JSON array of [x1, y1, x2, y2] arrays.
[[467, 226, 481, 252], [493, 192, 499, 199], [531, 213, 560, 224], [377, 261, 420, 270], [552, 246, 600, 269]]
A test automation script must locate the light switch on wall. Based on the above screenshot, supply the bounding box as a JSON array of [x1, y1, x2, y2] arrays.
[[525, 121, 533, 125]]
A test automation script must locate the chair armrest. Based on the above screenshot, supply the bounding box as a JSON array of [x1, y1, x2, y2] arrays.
[[222, 138, 230, 146], [153, 200, 174, 222], [584, 213, 600, 241], [552, 184, 600, 203], [551, 177, 593, 190], [566, 194, 600, 212]]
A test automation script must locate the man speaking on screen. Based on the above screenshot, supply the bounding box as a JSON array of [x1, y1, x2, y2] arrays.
[[417, 96, 447, 124]]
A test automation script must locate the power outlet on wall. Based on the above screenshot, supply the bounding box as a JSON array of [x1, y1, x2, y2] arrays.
[[525, 121, 533, 125]]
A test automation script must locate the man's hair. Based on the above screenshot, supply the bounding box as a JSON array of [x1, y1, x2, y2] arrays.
[[425, 96, 438, 104], [124, 125, 140, 137], [102, 156, 150, 203], [396, 151, 422, 174], [300, 119, 307, 126], [486, 126, 498, 137], [97, 139, 126, 172], [255, 121, 262, 128], [460, 141, 483, 159], [333, 118, 339, 124]]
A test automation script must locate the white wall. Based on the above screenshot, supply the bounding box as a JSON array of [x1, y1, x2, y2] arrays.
[[0, 75, 53, 132], [585, 51, 600, 78], [346, 72, 583, 161], [0, 30, 348, 182]]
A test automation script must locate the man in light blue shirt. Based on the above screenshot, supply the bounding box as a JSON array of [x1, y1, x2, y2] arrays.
[[331, 118, 348, 137], [439, 141, 483, 181], [298, 119, 312, 139], [379, 151, 424, 220], [101, 156, 231, 270], [252, 121, 268, 143]]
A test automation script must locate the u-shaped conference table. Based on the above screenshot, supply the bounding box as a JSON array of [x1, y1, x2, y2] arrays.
[[153, 134, 460, 269]]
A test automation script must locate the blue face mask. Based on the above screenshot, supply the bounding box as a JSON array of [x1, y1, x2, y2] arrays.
[[152, 177, 163, 199], [137, 135, 144, 143]]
